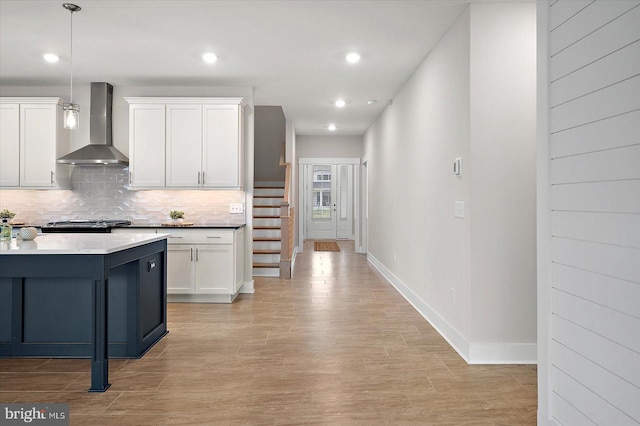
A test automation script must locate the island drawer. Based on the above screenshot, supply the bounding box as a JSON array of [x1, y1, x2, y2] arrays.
[[164, 229, 234, 244]]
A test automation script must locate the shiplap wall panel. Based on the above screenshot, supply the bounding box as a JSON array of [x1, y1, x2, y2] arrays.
[[550, 0, 594, 30], [550, 75, 640, 132], [552, 368, 636, 426], [551, 238, 640, 283], [550, 110, 640, 158], [550, 40, 640, 106], [552, 341, 640, 420], [553, 264, 640, 316], [550, 2, 638, 55], [550, 144, 640, 184], [551, 211, 640, 248], [551, 180, 640, 213], [550, 4, 640, 81], [553, 315, 640, 386], [552, 288, 640, 352]]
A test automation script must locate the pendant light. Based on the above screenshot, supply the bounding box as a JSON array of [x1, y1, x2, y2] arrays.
[[62, 3, 81, 130]]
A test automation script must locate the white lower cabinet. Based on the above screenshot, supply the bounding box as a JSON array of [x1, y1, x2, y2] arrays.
[[167, 244, 196, 294], [112, 227, 245, 302]]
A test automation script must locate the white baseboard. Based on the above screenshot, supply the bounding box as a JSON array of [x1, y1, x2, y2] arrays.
[[239, 279, 255, 294], [367, 253, 536, 365]]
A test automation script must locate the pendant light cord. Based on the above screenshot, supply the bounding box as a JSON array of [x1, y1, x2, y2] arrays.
[[69, 8, 74, 104]]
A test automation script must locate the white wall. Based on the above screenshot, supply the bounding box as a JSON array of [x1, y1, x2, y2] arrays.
[[364, 2, 537, 363], [538, 1, 640, 424], [255, 106, 286, 182], [296, 135, 363, 159], [364, 6, 474, 353], [469, 2, 537, 350]]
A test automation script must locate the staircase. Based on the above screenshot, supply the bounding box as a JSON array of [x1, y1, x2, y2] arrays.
[[252, 183, 285, 277]]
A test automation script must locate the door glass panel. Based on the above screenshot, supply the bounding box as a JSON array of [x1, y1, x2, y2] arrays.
[[312, 165, 332, 219], [339, 165, 348, 219]]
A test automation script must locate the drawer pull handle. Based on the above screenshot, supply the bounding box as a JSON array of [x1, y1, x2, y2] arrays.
[[206, 236, 221, 239], [169, 236, 183, 239]]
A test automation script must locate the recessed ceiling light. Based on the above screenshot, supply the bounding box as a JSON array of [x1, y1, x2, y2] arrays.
[[202, 52, 218, 64], [43, 53, 59, 63], [335, 99, 346, 108], [346, 52, 361, 64], [367, 100, 377, 105], [328, 124, 337, 131]]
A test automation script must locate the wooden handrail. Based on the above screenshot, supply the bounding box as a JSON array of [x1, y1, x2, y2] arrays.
[[279, 141, 292, 278], [279, 142, 290, 204]]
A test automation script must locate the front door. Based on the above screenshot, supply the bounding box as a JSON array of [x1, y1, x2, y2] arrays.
[[305, 164, 353, 240]]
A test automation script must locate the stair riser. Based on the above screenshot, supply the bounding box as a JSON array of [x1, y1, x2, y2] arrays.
[[253, 253, 280, 263], [253, 241, 281, 251], [253, 230, 281, 239], [254, 198, 283, 207], [254, 188, 285, 197], [253, 218, 281, 227], [252, 268, 280, 277], [253, 207, 280, 216]]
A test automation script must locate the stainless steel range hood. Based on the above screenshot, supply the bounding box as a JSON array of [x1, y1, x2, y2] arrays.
[[57, 82, 129, 165]]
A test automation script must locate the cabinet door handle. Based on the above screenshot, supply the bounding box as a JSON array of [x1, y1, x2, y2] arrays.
[[50, 171, 54, 184], [169, 236, 183, 239], [190, 248, 193, 261], [197, 171, 201, 184], [129, 172, 133, 184], [202, 171, 205, 184], [195, 248, 199, 262]]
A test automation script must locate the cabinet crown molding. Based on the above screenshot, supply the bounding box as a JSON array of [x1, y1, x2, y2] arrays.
[[0, 97, 67, 105], [124, 97, 246, 106]]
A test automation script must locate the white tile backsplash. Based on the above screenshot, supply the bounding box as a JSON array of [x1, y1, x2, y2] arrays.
[[0, 165, 246, 225]]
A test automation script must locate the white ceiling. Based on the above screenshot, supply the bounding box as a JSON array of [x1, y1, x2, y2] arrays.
[[0, 0, 468, 135]]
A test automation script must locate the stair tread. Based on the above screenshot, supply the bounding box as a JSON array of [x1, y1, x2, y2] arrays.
[[253, 263, 279, 268], [254, 249, 281, 254], [254, 237, 281, 241], [254, 195, 283, 198], [255, 185, 285, 189], [254, 226, 281, 230], [254, 215, 281, 219], [254, 205, 280, 208]]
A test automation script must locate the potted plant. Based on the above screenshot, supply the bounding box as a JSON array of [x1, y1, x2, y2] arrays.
[[0, 209, 16, 241], [169, 210, 185, 223]]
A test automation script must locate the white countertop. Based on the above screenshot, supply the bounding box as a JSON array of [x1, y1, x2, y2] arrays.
[[0, 233, 169, 255]]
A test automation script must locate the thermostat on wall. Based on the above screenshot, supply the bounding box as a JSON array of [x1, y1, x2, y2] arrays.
[[453, 157, 462, 176]]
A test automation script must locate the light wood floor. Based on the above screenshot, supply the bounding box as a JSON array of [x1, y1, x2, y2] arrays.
[[0, 241, 537, 425]]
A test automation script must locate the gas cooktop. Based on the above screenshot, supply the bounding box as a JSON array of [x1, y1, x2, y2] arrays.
[[42, 219, 131, 233]]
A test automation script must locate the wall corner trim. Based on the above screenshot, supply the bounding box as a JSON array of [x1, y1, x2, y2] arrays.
[[367, 253, 537, 365]]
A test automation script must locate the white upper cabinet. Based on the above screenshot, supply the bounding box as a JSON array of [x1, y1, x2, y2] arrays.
[[125, 97, 245, 189], [0, 103, 20, 187], [0, 98, 70, 189], [128, 103, 166, 188], [202, 104, 244, 188], [166, 104, 203, 187]]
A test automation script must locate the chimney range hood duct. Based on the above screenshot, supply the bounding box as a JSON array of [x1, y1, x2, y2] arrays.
[[57, 82, 129, 165]]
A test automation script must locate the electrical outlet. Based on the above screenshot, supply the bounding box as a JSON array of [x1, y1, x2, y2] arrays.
[[229, 203, 244, 214], [451, 288, 456, 305]]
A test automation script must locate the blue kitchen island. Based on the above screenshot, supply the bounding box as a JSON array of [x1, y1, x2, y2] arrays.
[[0, 233, 169, 392]]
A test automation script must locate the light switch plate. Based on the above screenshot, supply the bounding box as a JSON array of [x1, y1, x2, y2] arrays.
[[229, 203, 244, 214], [454, 201, 465, 218]]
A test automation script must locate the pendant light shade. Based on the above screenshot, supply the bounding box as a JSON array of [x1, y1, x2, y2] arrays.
[[62, 3, 81, 130]]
